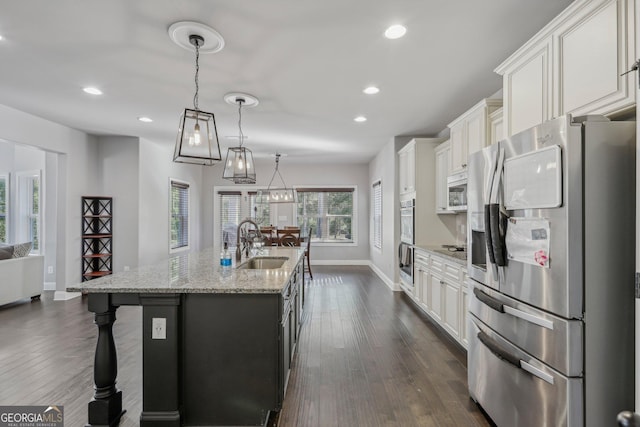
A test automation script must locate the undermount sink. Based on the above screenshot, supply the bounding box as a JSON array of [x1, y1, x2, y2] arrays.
[[236, 256, 289, 270]]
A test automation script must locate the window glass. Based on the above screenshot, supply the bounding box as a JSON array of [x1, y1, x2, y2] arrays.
[[170, 180, 189, 250], [373, 181, 382, 249], [296, 188, 355, 243]]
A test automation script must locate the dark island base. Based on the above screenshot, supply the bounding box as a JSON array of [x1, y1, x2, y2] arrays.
[[84, 258, 304, 426]]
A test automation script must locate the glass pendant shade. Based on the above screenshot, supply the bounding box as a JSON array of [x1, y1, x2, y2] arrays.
[[174, 108, 222, 165], [256, 153, 297, 204], [222, 146, 256, 184], [256, 187, 297, 204]]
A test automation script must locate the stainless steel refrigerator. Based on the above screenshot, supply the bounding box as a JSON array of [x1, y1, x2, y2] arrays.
[[466, 115, 635, 427]]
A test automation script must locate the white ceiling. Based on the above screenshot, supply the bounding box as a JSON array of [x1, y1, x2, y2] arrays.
[[0, 0, 573, 163]]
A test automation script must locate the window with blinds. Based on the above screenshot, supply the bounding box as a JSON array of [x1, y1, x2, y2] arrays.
[[0, 175, 7, 243], [372, 180, 382, 249], [218, 191, 272, 248], [170, 179, 189, 250], [219, 191, 241, 247], [296, 187, 356, 244]]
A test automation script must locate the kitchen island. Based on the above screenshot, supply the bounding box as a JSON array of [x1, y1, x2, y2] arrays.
[[68, 247, 306, 427]]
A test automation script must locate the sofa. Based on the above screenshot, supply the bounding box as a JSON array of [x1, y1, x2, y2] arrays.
[[0, 242, 44, 306]]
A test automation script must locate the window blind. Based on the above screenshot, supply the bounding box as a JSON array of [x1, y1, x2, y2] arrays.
[[373, 180, 382, 249], [170, 180, 189, 249], [0, 176, 6, 243], [219, 192, 242, 247], [296, 187, 355, 243], [248, 191, 271, 226]]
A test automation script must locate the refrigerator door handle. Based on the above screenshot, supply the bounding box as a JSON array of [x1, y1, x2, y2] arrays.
[[477, 332, 555, 385], [473, 287, 504, 312], [503, 305, 555, 330], [475, 286, 555, 330], [477, 331, 520, 367], [520, 360, 555, 385], [489, 147, 508, 267]]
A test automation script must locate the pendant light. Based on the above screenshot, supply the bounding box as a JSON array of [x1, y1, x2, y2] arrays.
[[173, 33, 222, 165], [222, 94, 257, 184], [257, 154, 297, 204]]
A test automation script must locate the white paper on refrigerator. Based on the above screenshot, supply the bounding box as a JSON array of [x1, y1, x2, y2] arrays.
[[505, 217, 550, 268]]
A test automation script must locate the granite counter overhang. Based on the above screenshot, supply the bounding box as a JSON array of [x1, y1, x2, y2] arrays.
[[67, 247, 305, 294], [413, 245, 467, 266]]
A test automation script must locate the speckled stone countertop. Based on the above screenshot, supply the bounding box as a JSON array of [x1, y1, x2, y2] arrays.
[[67, 247, 305, 294], [413, 245, 467, 266]]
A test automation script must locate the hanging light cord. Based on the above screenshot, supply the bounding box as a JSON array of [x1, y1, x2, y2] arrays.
[[237, 100, 245, 147], [193, 38, 200, 111]]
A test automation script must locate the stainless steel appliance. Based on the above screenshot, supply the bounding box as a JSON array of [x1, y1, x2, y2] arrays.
[[398, 242, 413, 288], [446, 171, 467, 211], [467, 115, 635, 427], [400, 198, 414, 244]]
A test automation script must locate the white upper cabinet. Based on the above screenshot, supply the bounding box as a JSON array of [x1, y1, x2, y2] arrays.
[[496, 0, 635, 137], [434, 141, 453, 214], [499, 40, 552, 136], [447, 99, 503, 174], [398, 141, 415, 196]]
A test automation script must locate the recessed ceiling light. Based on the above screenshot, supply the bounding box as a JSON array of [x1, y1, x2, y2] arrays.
[[83, 87, 103, 95], [384, 25, 407, 39], [354, 116, 367, 123], [138, 117, 153, 123], [363, 86, 380, 95], [0, 35, 4, 41]]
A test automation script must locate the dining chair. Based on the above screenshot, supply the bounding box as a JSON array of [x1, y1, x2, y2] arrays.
[[260, 226, 276, 246], [278, 232, 300, 247]]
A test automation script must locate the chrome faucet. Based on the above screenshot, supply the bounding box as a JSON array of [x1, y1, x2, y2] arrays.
[[236, 219, 262, 261]]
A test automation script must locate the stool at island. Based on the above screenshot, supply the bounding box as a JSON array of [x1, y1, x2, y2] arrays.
[[69, 247, 307, 427]]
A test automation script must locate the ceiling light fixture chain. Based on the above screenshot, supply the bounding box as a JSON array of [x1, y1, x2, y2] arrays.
[[237, 98, 245, 147], [189, 34, 204, 111]]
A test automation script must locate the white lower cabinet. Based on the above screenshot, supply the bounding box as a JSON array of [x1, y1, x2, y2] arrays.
[[411, 249, 468, 349], [429, 272, 444, 323], [460, 286, 469, 348], [443, 280, 460, 339]]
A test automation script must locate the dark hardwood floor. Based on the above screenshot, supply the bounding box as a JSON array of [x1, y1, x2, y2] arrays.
[[0, 266, 490, 427]]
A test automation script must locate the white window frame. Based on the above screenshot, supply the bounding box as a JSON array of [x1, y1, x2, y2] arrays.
[[294, 185, 358, 247], [372, 179, 382, 251], [213, 186, 275, 250], [0, 173, 8, 244], [169, 178, 190, 254], [16, 170, 42, 254]]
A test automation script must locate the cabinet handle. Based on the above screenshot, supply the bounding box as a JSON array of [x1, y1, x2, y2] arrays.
[[440, 280, 445, 284], [462, 163, 467, 168]]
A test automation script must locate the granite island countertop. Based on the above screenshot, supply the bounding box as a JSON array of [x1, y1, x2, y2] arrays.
[[413, 245, 467, 266], [67, 247, 305, 294]]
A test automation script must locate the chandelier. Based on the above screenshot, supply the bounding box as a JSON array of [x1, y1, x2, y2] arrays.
[[172, 32, 222, 165], [257, 154, 297, 204], [222, 94, 257, 184]]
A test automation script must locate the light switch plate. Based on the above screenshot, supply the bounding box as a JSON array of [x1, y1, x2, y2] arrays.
[[152, 317, 166, 340]]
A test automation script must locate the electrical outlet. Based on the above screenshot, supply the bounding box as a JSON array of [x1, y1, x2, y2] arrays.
[[278, 215, 287, 221], [152, 318, 166, 340], [124, 265, 130, 271], [47, 266, 54, 274]]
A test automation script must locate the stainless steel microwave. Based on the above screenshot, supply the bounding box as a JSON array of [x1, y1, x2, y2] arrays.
[[447, 171, 467, 211]]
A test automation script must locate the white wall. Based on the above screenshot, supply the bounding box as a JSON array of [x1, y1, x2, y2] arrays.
[[0, 103, 99, 291], [138, 138, 205, 266], [368, 139, 397, 288], [203, 158, 370, 262], [97, 136, 140, 272]]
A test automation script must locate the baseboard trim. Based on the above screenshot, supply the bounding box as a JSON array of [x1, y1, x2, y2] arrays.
[[368, 263, 398, 291], [311, 259, 370, 266], [44, 282, 56, 291], [55, 291, 81, 301]]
